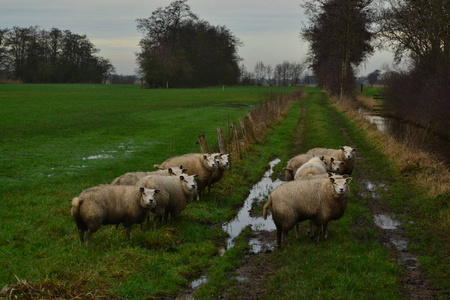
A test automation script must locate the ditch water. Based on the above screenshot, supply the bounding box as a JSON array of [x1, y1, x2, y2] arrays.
[[358, 108, 450, 167]]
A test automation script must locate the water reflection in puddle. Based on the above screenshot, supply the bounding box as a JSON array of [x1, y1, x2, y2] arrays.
[[374, 214, 401, 230], [222, 158, 284, 250]]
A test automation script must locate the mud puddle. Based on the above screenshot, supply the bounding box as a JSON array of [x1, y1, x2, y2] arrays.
[[177, 159, 283, 299], [362, 180, 419, 271], [222, 158, 283, 251]]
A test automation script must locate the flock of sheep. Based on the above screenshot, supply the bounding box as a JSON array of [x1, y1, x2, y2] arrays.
[[71, 145, 356, 248], [263, 146, 356, 247], [71, 153, 230, 246]]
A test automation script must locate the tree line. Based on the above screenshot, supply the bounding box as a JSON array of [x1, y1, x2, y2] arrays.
[[240, 61, 307, 86], [136, 0, 241, 88], [301, 0, 449, 137], [0, 26, 115, 83]]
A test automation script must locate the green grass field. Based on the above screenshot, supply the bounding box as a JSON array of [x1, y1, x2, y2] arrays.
[[0, 84, 297, 298], [0, 84, 447, 299]]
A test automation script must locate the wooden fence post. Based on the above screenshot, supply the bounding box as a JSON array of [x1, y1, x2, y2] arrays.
[[232, 121, 241, 159], [217, 127, 227, 154], [197, 134, 209, 153]]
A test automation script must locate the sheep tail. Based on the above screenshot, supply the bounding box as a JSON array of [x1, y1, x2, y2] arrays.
[[262, 196, 272, 220], [71, 197, 83, 208]]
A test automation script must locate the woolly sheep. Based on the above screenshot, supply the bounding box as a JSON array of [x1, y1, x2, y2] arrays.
[[306, 146, 356, 175], [135, 174, 197, 227], [294, 156, 328, 179], [262, 175, 352, 247], [207, 153, 230, 193], [154, 153, 217, 199], [71, 185, 159, 246], [111, 166, 187, 186], [285, 154, 345, 181]]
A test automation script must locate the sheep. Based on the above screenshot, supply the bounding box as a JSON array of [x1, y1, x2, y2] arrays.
[[294, 156, 328, 179], [154, 153, 217, 199], [71, 185, 159, 246], [284, 154, 345, 181], [284, 154, 313, 181], [111, 166, 187, 186], [207, 153, 230, 193], [306, 146, 356, 175], [262, 174, 352, 247], [135, 173, 198, 227]]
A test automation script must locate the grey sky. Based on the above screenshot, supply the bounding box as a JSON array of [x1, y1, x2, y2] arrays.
[[1, 0, 392, 76]]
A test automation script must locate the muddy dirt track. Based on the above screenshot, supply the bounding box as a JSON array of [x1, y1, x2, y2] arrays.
[[216, 98, 438, 299]]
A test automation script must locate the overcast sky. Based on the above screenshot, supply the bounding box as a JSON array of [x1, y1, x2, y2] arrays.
[[1, 0, 393, 76]]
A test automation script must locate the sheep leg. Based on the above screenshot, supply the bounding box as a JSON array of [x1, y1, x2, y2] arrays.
[[276, 224, 282, 248], [323, 223, 328, 240], [283, 230, 289, 247], [86, 230, 94, 246], [78, 229, 85, 244], [306, 221, 314, 238], [125, 226, 132, 240], [295, 222, 300, 239]]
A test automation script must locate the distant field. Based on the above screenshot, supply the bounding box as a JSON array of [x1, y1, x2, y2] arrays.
[[0, 84, 296, 298], [0, 84, 285, 192]]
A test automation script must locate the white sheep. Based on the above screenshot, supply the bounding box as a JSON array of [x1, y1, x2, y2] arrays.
[[71, 185, 159, 246], [294, 156, 328, 179], [135, 174, 197, 227], [207, 153, 230, 193], [111, 166, 187, 186], [285, 154, 345, 180], [306, 146, 356, 175], [262, 174, 352, 247], [154, 153, 217, 199]]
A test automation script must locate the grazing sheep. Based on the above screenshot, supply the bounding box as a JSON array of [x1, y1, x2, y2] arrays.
[[294, 156, 328, 179], [154, 153, 217, 199], [262, 175, 352, 247], [111, 166, 187, 186], [207, 153, 230, 193], [306, 146, 356, 175], [135, 174, 197, 227], [71, 185, 159, 246]]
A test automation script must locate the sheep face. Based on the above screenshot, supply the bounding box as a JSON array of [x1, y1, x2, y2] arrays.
[[330, 159, 345, 174], [217, 153, 230, 170], [203, 154, 217, 170], [180, 174, 198, 192], [168, 166, 187, 176], [340, 146, 356, 160], [330, 177, 352, 195], [139, 187, 159, 208]]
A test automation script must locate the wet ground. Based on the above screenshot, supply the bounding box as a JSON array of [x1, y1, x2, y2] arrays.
[[178, 101, 439, 299]]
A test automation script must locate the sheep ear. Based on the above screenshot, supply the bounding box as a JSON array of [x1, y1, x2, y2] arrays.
[[352, 148, 356, 152], [154, 164, 163, 170], [342, 174, 349, 178], [346, 177, 353, 183], [182, 168, 188, 173], [193, 174, 199, 178], [327, 172, 333, 177], [140, 187, 145, 193], [329, 177, 335, 183], [330, 157, 334, 162], [203, 155, 208, 159], [168, 168, 174, 175], [180, 175, 185, 181], [179, 165, 183, 169], [340, 146, 345, 150], [154, 189, 160, 194]]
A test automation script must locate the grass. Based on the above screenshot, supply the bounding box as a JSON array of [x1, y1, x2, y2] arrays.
[[1, 84, 447, 298], [0, 84, 297, 298]]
